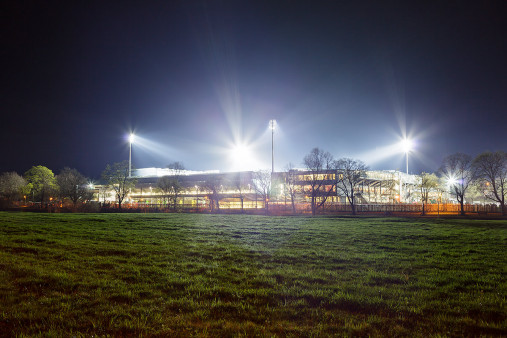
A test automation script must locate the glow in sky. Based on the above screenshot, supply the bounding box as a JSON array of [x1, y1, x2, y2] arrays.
[[228, 143, 261, 172]]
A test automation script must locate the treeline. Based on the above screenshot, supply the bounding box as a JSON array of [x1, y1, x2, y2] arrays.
[[0, 166, 94, 210], [296, 149, 506, 216], [422, 152, 506, 216], [0, 160, 140, 211], [0, 150, 505, 216]]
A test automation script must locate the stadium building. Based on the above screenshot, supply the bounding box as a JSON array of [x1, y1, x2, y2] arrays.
[[94, 167, 425, 212]]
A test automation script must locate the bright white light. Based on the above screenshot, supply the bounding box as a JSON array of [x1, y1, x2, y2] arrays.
[[447, 176, 458, 186], [229, 143, 260, 171], [269, 119, 277, 130], [129, 133, 135, 144], [401, 138, 413, 153]]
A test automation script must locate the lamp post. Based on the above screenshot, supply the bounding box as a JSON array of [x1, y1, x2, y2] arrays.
[[400, 138, 413, 203], [402, 138, 413, 175], [129, 133, 135, 178], [406, 149, 409, 175], [269, 119, 276, 173]]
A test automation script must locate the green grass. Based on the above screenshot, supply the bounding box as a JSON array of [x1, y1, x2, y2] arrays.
[[0, 212, 506, 337]]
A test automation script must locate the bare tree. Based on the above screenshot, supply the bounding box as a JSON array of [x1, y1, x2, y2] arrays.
[[284, 163, 299, 214], [57, 167, 93, 208], [381, 176, 398, 203], [439, 153, 475, 216], [0, 172, 27, 206], [98, 185, 109, 204], [157, 176, 173, 207], [168, 161, 184, 172], [252, 170, 272, 215], [303, 148, 336, 216], [417, 172, 438, 215], [156, 162, 186, 211], [101, 161, 137, 210], [473, 151, 507, 215], [202, 176, 223, 212], [335, 158, 368, 215], [166, 162, 186, 211], [230, 172, 249, 214]]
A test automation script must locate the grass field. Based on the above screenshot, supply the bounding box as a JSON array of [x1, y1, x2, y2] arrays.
[[0, 212, 506, 336]]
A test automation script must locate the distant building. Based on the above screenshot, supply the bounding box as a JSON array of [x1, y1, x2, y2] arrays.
[[92, 167, 431, 210]]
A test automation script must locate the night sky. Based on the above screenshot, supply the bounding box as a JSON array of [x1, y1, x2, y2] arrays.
[[2, 1, 506, 179]]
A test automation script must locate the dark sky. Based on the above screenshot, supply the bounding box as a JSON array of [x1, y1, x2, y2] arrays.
[[2, 1, 506, 178]]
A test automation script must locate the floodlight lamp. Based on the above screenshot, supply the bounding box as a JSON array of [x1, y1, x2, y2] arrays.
[[229, 143, 259, 171], [231, 144, 249, 163], [401, 139, 413, 153], [269, 119, 277, 130], [129, 133, 135, 144], [447, 176, 458, 186]]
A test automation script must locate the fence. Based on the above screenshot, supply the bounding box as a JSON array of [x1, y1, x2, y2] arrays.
[[9, 200, 502, 215], [114, 201, 503, 216], [318, 203, 502, 215]]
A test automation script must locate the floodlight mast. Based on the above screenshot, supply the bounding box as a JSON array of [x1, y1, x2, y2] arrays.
[[402, 139, 413, 175], [400, 138, 413, 203], [129, 133, 135, 178], [406, 150, 409, 175], [269, 120, 276, 173]]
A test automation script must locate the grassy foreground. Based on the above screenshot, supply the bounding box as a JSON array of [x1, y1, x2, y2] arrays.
[[0, 212, 506, 337]]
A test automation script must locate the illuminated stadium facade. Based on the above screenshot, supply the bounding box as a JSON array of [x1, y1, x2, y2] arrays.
[[95, 167, 427, 212]]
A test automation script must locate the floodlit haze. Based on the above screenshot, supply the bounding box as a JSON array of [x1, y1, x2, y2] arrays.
[[2, 1, 506, 178]]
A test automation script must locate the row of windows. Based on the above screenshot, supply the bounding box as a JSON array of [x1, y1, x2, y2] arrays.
[[297, 174, 336, 181]]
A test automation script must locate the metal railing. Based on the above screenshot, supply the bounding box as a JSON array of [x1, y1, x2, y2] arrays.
[[106, 201, 503, 215]]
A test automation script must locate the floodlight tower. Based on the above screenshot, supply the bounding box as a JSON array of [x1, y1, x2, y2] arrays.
[[399, 138, 413, 203], [129, 133, 135, 178], [401, 138, 413, 175], [269, 120, 276, 173]]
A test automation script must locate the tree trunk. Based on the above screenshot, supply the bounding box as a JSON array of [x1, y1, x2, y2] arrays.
[[291, 196, 296, 214], [421, 202, 425, 215], [459, 197, 465, 216], [350, 195, 356, 215]]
